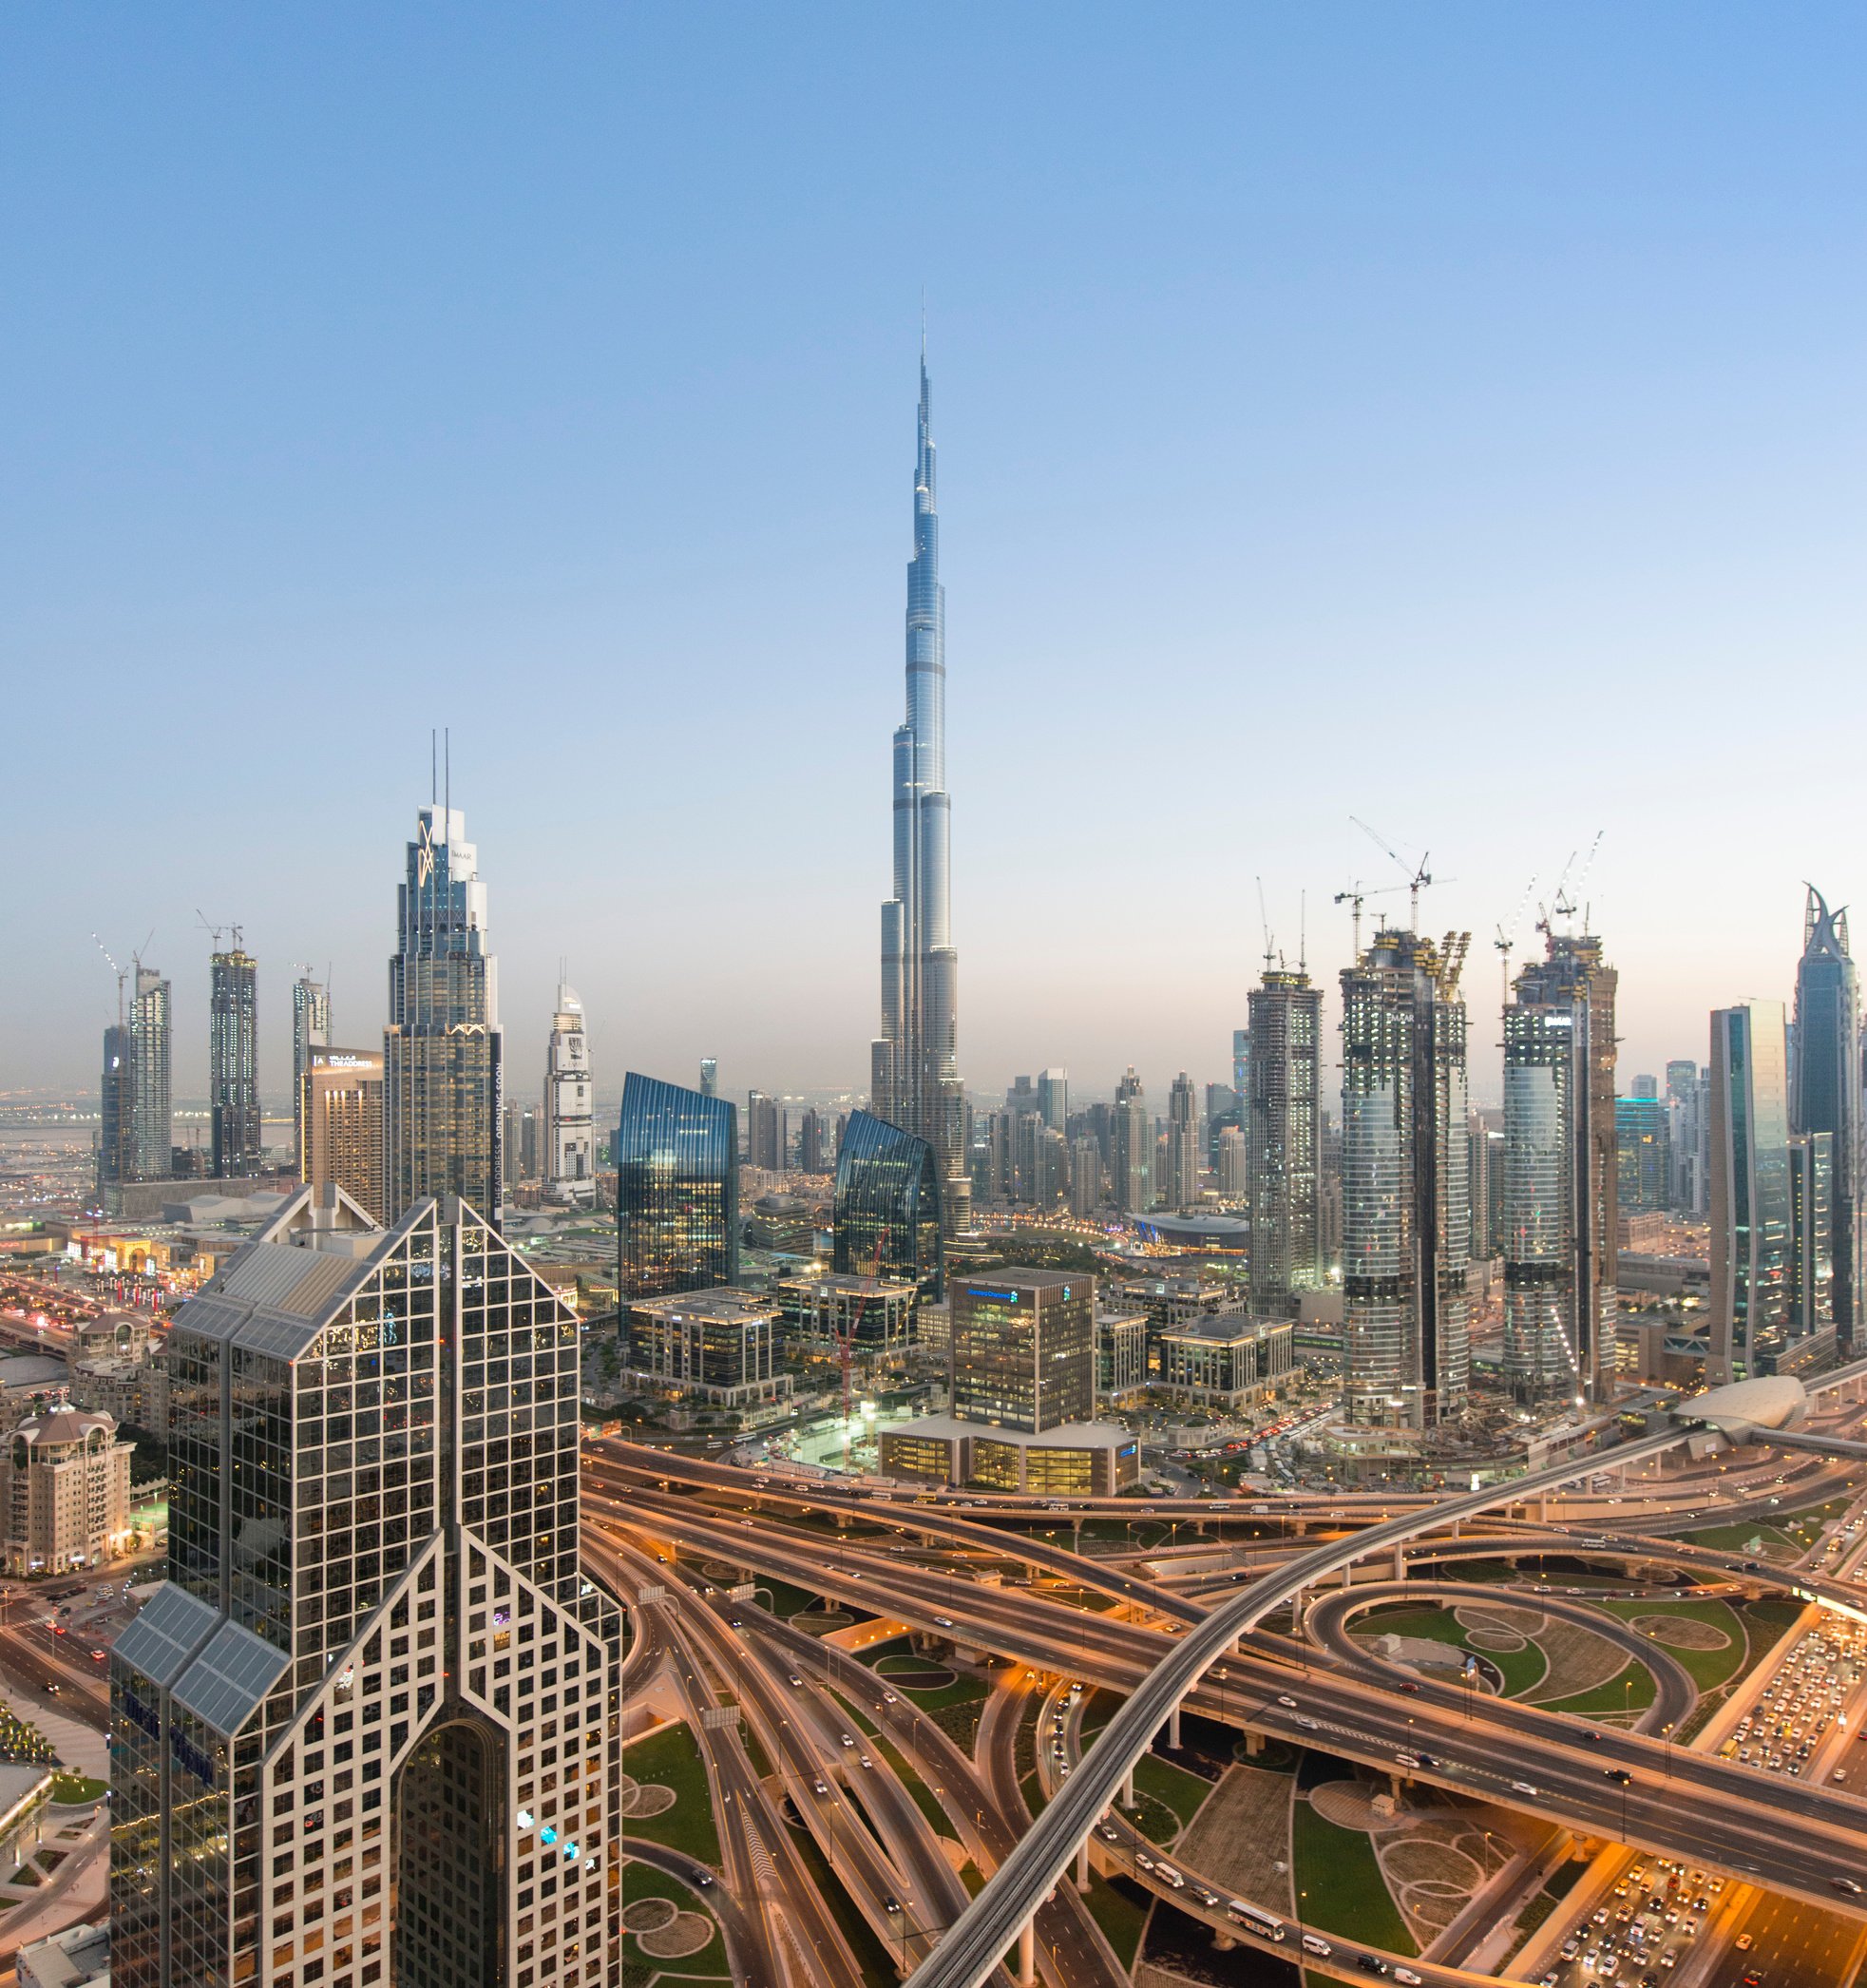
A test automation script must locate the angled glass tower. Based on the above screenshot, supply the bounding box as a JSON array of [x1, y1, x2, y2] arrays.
[[832, 1109, 943, 1295], [209, 941, 259, 1179], [1794, 887, 1860, 1351], [109, 1185, 621, 1988], [1246, 968, 1323, 1316], [871, 348, 968, 1233], [384, 807, 504, 1228], [615, 1072, 739, 1300]]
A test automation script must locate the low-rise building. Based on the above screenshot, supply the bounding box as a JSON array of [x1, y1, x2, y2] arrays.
[[775, 1271, 920, 1373], [625, 1288, 791, 1409], [1094, 1309, 1149, 1406], [17, 1918, 109, 1988], [878, 1414, 1138, 1496], [1152, 1313, 1294, 1410], [68, 1355, 170, 1436], [0, 1406, 134, 1576]]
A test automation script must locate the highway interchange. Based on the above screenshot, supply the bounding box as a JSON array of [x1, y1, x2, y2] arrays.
[[588, 1367, 1867, 1988]]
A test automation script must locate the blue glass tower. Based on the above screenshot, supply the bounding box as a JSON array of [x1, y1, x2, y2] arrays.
[[616, 1072, 739, 1300], [1795, 887, 1860, 1350], [873, 348, 967, 1233], [832, 1109, 943, 1296]]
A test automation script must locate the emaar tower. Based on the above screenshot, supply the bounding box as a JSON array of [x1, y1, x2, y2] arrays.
[[872, 347, 968, 1233]]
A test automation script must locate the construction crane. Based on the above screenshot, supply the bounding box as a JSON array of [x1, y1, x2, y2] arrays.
[[1435, 930, 1472, 999], [1350, 817, 1449, 930], [91, 935, 127, 1024], [1535, 830, 1605, 938], [1254, 876, 1279, 975], [1333, 879, 1404, 958], [1494, 873, 1538, 1006]]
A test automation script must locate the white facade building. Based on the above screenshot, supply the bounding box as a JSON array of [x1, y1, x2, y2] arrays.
[[543, 981, 596, 1206]]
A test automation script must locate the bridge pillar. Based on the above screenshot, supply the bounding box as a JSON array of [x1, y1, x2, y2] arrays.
[[1392, 1543, 1405, 1580], [1538, 1491, 1550, 1521], [1121, 1768, 1136, 1808], [1076, 1840, 1091, 1891], [1451, 1519, 1461, 1539], [1243, 1729, 1263, 1756], [1168, 1706, 1182, 1750], [1019, 1916, 1037, 1988]]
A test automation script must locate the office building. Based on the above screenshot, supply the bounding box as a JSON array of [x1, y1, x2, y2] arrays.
[[798, 1107, 827, 1175], [746, 1193, 815, 1253], [1616, 1096, 1670, 1214], [1629, 1073, 1658, 1100], [1246, 967, 1323, 1316], [1215, 1124, 1247, 1200], [209, 938, 259, 1179], [1466, 1123, 1494, 1262], [1037, 1069, 1068, 1133], [1667, 1059, 1704, 1213], [616, 1072, 739, 1301], [1095, 1309, 1149, 1405], [99, 1023, 134, 1196], [1794, 887, 1861, 1349], [775, 1272, 920, 1370], [1708, 1001, 1793, 1382], [625, 1289, 788, 1409], [949, 1269, 1093, 1432], [1339, 927, 1472, 1428], [746, 1091, 782, 1173], [1502, 930, 1620, 1407], [383, 807, 504, 1226], [878, 1416, 1136, 1495], [109, 1185, 621, 1988], [699, 1058, 717, 1099], [0, 1405, 134, 1577], [130, 963, 172, 1181], [870, 349, 968, 1236], [1164, 1072, 1200, 1210], [1232, 1028, 1250, 1112], [291, 974, 331, 1168], [1068, 1137, 1103, 1217], [1789, 1131, 1836, 1354], [1112, 1067, 1151, 1213], [543, 982, 596, 1207], [831, 1110, 943, 1294], [300, 1047, 386, 1219], [1152, 1314, 1295, 1410]]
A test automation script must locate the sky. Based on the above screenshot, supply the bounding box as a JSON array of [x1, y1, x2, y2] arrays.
[[6, 4, 1865, 1115]]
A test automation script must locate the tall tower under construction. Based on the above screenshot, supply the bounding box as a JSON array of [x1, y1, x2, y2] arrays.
[[1247, 966, 1323, 1317]]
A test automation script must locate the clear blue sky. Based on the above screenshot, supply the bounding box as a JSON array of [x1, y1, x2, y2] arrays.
[[7, 4, 1864, 1110]]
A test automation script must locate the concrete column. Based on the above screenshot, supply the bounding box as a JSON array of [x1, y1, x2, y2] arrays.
[[1538, 1490, 1550, 1521], [1019, 1917, 1037, 1988], [1244, 1729, 1264, 1756], [1168, 1705, 1182, 1749], [1076, 1840, 1091, 1891], [1392, 1543, 1405, 1580], [1122, 1768, 1135, 1807]]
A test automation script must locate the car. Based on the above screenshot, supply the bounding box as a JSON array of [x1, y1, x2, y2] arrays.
[[1276, 1694, 1299, 1709], [43, 1682, 57, 1695], [1415, 1750, 1438, 1768], [1395, 1752, 1420, 1769], [1605, 1767, 1632, 1784], [812, 1778, 829, 1795], [883, 1895, 901, 1914], [1735, 1935, 1754, 1952], [1395, 1971, 1422, 1985], [694, 1871, 714, 1887], [1740, 1973, 1763, 1988], [1511, 1779, 1537, 1796], [1397, 1679, 1420, 1693], [788, 1673, 804, 1688], [1833, 1876, 1865, 1896], [90, 1649, 106, 1662], [1193, 1885, 1220, 1907], [1096, 1824, 1118, 1843], [933, 1615, 954, 1629], [1356, 1957, 1391, 1977], [839, 1733, 855, 1748], [883, 1692, 898, 1705], [1134, 1852, 1156, 1873], [1296, 1716, 1319, 1730], [858, 1754, 873, 1770], [1302, 1934, 1334, 1958]]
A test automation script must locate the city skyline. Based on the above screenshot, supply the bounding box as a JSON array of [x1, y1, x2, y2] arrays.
[[10, 10, 1866, 1107]]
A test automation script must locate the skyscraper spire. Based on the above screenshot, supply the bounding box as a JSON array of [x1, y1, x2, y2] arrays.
[[873, 344, 968, 1233]]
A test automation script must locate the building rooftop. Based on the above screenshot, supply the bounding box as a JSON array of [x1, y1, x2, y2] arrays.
[[953, 1268, 1083, 1295], [14, 1407, 118, 1445], [0, 1356, 75, 1390], [774, 1271, 919, 1297], [628, 1286, 781, 1323], [1158, 1311, 1285, 1344], [884, 1414, 1134, 1450]]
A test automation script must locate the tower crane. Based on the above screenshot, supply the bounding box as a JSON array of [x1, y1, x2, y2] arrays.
[[92, 935, 127, 1024], [1350, 817, 1451, 931], [1332, 880, 1404, 959], [1254, 877, 1279, 975], [1494, 873, 1538, 1007], [196, 911, 243, 953]]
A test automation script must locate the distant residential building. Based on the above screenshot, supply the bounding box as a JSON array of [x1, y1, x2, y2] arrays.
[[0, 1405, 133, 1576], [1794, 888, 1861, 1351], [1164, 1072, 1200, 1210], [383, 807, 503, 1223], [1095, 1309, 1149, 1405], [290, 973, 331, 1168], [950, 1269, 1093, 1432], [626, 1288, 788, 1407], [129, 962, 171, 1181], [1340, 927, 1471, 1429], [1616, 1097, 1670, 1214], [1068, 1136, 1104, 1217], [616, 1072, 739, 1301], [1038, 1068, 1068, 1133], [747, 1091, 782, 1171], [299, 1046, 385, 1218], [1216, 1124, 1247, 1201], [1246, 967, 1323, 1316], [1152, 1314, 1294, 1410], [832, 1110, 943, 1294], [543, 981, 596, 1206], [699, 1057, 718, 1099], [1113, 1068, 1150, 1213], [1629, 1073, 1659, 1100], [1667, 1059, 1705, 1214], [798, 1107, 828, 1175], [1789, 1131, 1836, 1354], [208, 939, 259, 1179], [98, 1024, 134, 1197]]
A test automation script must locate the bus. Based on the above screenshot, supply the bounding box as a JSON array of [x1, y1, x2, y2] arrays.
[[1227, 1902, 1286, 1941]]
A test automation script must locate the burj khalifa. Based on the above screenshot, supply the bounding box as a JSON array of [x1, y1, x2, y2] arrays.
[[873, 349, 970, 1233]]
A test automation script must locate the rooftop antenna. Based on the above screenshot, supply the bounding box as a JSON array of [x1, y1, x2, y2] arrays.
[[430, 729, 437, 806]]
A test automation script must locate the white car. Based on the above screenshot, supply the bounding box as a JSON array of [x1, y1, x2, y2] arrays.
[[1511, 1779, 1537, 1795]]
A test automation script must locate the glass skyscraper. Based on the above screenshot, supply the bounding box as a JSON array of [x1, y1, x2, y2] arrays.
[[130, 962, 172, 1181], [209, 940, 259, 1178], [1340, 928, 1471, 1429], [1709, 1000, 1793, 1382], [949, 1270, 1093, 1431], [871, 349, 968, 1234], [99, 1022, 134, 1195], [384, 807, 504, 1228], [1246, 967, 1323, 1317], [292, 973, 331, 1170], [109, 1186, 621, 1988], [615, 1072, 739, 1301], [1794, 887, 1860, 1351], [832, 1109, 943, 1295]]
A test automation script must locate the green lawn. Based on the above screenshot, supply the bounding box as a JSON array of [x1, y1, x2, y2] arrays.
[[1351, 1602, 1547, 1697], [872, 1654, 990, 1713], [874, 1733, 956, 1839], [1589, 1597, 1748, 1690], [619, 1724, 723, 1866], [46, 1772, 105, 1806], [1133, 1751, 1214, 1829], [1082, 1873, 1152, 1964], [619, 1857, 730, 1978], [1540, 1659, 1658, 1718], [1292, 1797, 1416, 1956]]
